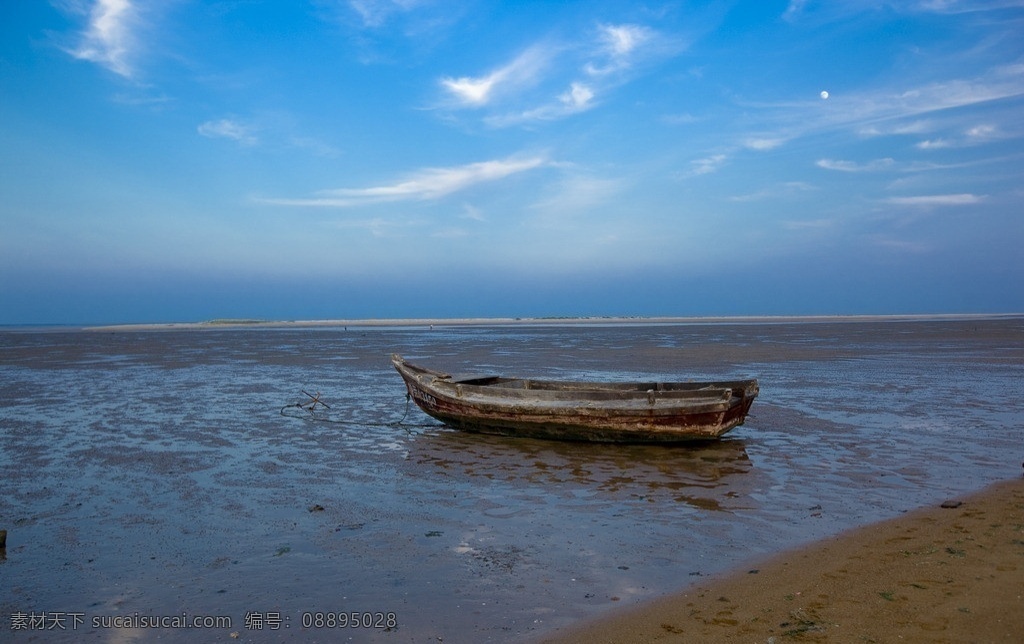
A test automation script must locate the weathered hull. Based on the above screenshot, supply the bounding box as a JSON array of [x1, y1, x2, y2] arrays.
[[391, 354, 758, 443]]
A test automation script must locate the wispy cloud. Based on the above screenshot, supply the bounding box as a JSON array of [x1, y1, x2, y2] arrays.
[[460, 203, 486, 222], [817, 158, 896, 172], [744, 137, 786, 151], [111, 90, 174, 109], [66, 0, 138, 78], [330, 216, 399, 237], [440, 23, 682, 126], [288, 136, 342, 158], [882, 193, 985, 206], [826, 67, 1024, 140], [720, 60, 1021, 175], [870, 235, 931, 253], [261, 155, 549, 207], [904, 154, 1024, 172], [495, 82, 596, 124], [889, 71, 1024, 116], [560, 82, 595, 110], [683, 154, 728, 177], [911, 0, 1024, 14], [584, 24, 655, 76], [731, 182, 816, 202], [915, 138, 954, 150], [198, 119, 259, 146], [661, 112, 699, 125], [348, 0, 429, 28], [916, 123, 1009, 149], [440, 46, 552, 107], [529, 174, 626, 218], [784, 217, 836, 230], [741, 64, 1024, 153], [966, 124, 999, 140], [600, 24, 650, 55], [782, 0, 810, 22], [782, 0, 1024, 23], [337, 0, 467, 65], [859, 120, 935, 137]]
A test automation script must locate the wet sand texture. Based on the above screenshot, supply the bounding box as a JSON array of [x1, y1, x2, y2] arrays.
[[544, 478, 1024, 643]]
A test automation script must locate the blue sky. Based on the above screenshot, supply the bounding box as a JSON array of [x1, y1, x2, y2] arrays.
[[2, 1, 1023, 324]]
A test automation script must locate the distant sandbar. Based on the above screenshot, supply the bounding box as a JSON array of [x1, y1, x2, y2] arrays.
[[85, 313, 1022, 332]]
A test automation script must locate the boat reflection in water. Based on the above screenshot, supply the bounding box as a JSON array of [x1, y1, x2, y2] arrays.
[[406, 428, 753, 513]]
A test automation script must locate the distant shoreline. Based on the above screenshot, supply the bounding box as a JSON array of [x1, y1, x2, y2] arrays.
[[78, 312, 1024, 332]]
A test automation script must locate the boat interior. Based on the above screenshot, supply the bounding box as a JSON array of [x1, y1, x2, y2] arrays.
[[447, 375, 749, 394]]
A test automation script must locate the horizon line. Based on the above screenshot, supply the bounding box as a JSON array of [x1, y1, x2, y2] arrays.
[[54, 311, 1024, 332]]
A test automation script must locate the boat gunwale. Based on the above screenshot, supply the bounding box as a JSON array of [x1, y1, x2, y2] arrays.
[[393, 355, 756, 394], [392, 355, 757, 409]]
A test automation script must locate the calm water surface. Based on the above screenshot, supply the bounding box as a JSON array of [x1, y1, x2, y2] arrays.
[[1, 319, 1021, 642]]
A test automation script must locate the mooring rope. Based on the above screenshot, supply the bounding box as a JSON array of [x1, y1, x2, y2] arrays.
[[280, 392, 439, 434]]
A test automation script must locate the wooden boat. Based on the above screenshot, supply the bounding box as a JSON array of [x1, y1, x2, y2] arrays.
[[391, 354, 758, 443]]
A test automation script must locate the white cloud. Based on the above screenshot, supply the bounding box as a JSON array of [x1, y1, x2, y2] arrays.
[[601, 24, 650, 56], [288, 136, 342, 158], [505, 82, 596, 123], [430, 227, 470, 239], [864, 71, 1024, 124], [685, 154, 728, 177], [261, 155, 549, 207], [882, 193, 985, 206], [859, 120, 935, 137], [440, 46, 551, 107], [915, 124, 1007, 150], [330, 216, 398, 237], [816, 158, 896, 172], [586, 22, 680, 78], [661, 113, 699, 125], [198, 119, 259, 146], [442, 75, 499, 106], [731, 182, 816, 202], [915, 138, 953, 150], [904, 156, 1015, 173], [560, 82, 595, 110], [348, 0, 427, 28], [67, 0, 138, 78], [584, 24, 655, 76], [912, 0, 1024, 14], [784, 218, 836, 230], [966, 124, 998, 140], [782, 0, 810, 22], [744, 137, 786, 151], [783, 0, 1024, 22], [440, 23, 680, 126], [871, 236, 931, 253], [750, 65, 1024, 152], [530, 174, 626, 217], [460, 203, 486, 222], [486, 81, 599, 125]]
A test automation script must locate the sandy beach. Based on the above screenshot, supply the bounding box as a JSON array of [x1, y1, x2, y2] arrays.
[[544, 478, 1024, 643]]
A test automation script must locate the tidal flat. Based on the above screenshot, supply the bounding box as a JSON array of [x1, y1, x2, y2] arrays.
[[1, 317, 1021, 642]]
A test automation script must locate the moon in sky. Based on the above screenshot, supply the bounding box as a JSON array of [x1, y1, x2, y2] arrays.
[[820, 90, 830, 99]]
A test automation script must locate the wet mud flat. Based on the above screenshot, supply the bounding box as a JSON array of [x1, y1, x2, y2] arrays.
[[0, 317, 1022, 642]]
